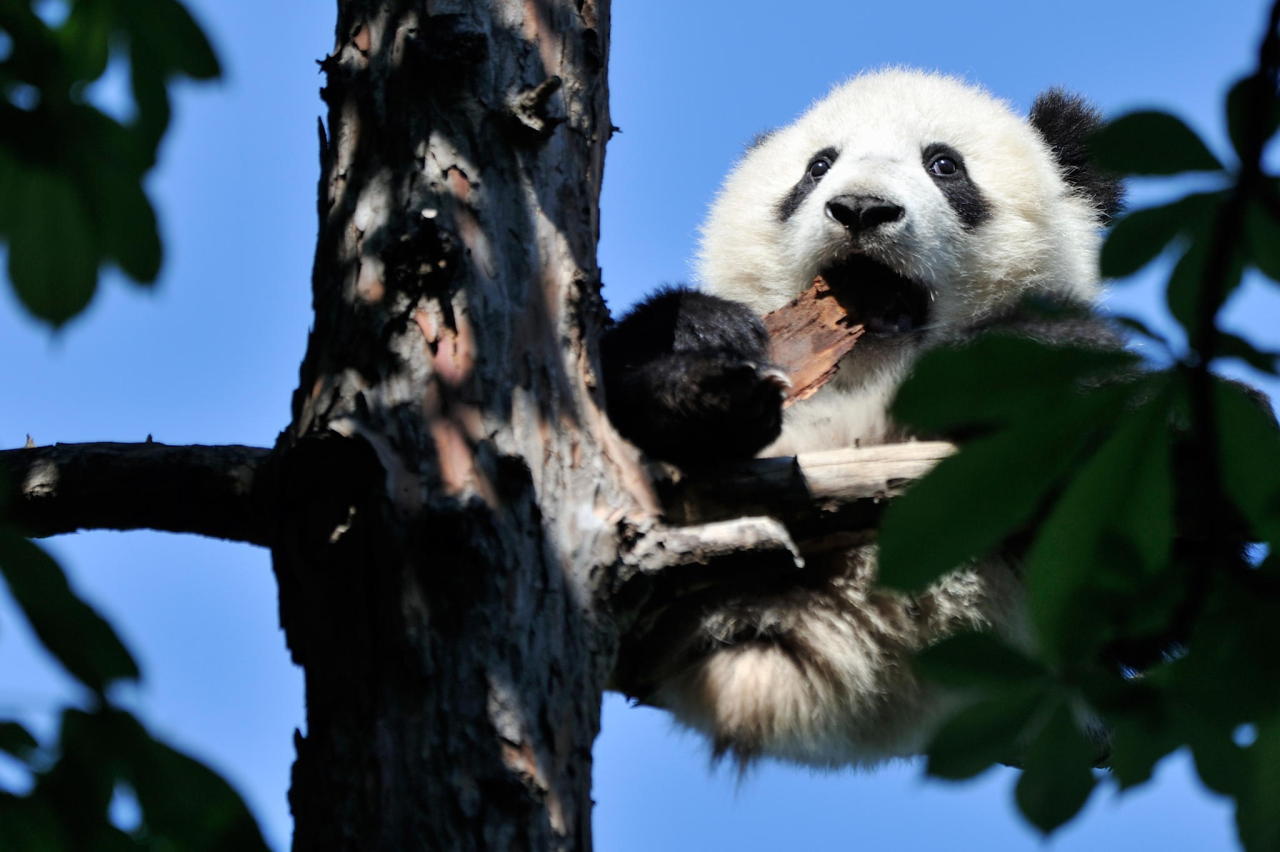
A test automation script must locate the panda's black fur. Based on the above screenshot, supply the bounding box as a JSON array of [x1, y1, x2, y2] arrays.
[[601, 288, 783, 469], [602, 69, 1125, 767]]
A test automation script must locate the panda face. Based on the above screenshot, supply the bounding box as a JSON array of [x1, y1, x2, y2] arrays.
[[698, 68, 1105, 337]]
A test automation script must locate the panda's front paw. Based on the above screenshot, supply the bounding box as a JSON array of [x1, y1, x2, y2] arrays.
[[602, 287, 785, 467], [607, 352, 785, 468]]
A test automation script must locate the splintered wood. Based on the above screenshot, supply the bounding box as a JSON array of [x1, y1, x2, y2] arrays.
[[762, 275, 862, 406]]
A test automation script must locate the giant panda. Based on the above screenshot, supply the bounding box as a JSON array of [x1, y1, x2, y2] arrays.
[[602, 68, 1124, 767]]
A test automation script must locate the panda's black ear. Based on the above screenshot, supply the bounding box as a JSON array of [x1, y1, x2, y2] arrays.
[[1029, 89, 1124, 223], [746, 128, 777, 151]]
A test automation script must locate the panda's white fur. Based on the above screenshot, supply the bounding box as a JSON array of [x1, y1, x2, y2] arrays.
[[645, 69, 1110, 766], [702, 68, 1104, 455]]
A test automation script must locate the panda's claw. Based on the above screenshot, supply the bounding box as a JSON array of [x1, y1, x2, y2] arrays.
[[759, 366, 793, 392]]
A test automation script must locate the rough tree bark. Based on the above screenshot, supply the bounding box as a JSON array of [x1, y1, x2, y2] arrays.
[[268, 1, 639, 848], [0, 2, 954, 849]]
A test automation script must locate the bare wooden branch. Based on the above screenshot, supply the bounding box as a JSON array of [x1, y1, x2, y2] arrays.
[[620, 516, 803, 593], [654, 441, 956, 542], [762, 275, 863, 405], [0, 442, 275, 546], [0, 439, 955, 563]]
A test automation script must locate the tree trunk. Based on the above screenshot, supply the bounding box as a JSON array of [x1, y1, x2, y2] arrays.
[[269, 1, 641, 849]]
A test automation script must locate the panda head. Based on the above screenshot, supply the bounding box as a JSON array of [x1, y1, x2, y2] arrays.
[[697, 68, 1122, 337]]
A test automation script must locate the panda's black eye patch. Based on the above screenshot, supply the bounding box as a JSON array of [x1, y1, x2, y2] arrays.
[[776, 147, 839, 222], [922, 142, 990, 229]]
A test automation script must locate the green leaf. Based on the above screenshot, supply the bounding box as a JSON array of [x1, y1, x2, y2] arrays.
[[0, 531, 139, 693], [1216, 378, 1280, 546], [126, 42, 171, 156], [121, 0, 222, 81], [6, 167, 99, 326], [1217, 331, 1279, 376], [925, 686, 1045, 780], [1243, 202, 1280, 282], [880, 379, 1131, 591], [893, 335, 1137, 434], [57, 2, 113, 82], [118, 0, 221, 156], [0, 721, 39, 763], [915, 631, 1046, 690], [0, 793, 69, 851], [119, 717, 270, 851], [0, 148, 17, 234], [1025, 378, 1175, 665], [1236, 715, 1280, 852], [1108, 710, 1179, 790], [1189, 725, 1247, 796], [44, 708, 123, 818], [1014, 702, 1099, 834], [1165, 581, 1280, 728], [1090, 111, 1224, 175], [1166, 239, 1244, 346], [878, 431, 1070, 590], [1227, 73, 1280, 162], [82, 163, 162, 283], [1101, 192, 1221, 279], [32, 708, 269, 851]]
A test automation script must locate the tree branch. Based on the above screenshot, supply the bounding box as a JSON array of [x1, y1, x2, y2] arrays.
[[617, 516, 804, 597], [653, 441, 956, 542], [0, 442, 275, 546], [0, 440, 953, 560]]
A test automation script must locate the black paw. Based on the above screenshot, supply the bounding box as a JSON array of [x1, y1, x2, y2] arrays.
[[602, 288, 786, 467]]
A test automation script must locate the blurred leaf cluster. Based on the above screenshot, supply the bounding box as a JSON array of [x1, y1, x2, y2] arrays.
[[0, 522, 270, 850], [878, 6, 1280, 848], [0, 525, 269, 851], [0, 2, 268, 847], [0, 0, 219, 326]]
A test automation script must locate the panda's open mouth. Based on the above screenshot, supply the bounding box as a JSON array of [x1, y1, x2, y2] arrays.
[[819, 254, 933, 337]]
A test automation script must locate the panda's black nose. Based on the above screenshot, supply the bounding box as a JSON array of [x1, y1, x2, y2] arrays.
[[825, 195, 904, 233]]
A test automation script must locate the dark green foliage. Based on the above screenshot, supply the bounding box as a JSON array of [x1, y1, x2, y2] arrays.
[[914, 631, 1046, 690], [0, 721, 39, 760], [924, 686, 1044, 781], [1013, 702, 1098, 834], [1236, 717, 1280, 852], [1024, 378, 1175, 666], [884, 7, 1280, 847], [1244, 201, 1280, 282], [878, 338, 1137, 591], [0, 708, 270, 852], [0, 0, 219, 326], [1166, 237, 1245, 343], [1227, 74, 1280, 161], [1089, 110, 1224, 175], [1217, 379, 1280, 546], [1100, 192, 1221, 278], [0, 4, 266, 846], [0, 529, 139, 694], [1218, 329, 1280, 376], [0, 528, 271, 846]]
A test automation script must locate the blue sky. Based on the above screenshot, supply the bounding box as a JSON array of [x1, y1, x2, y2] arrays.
[[2, 2, 1277, 850]]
